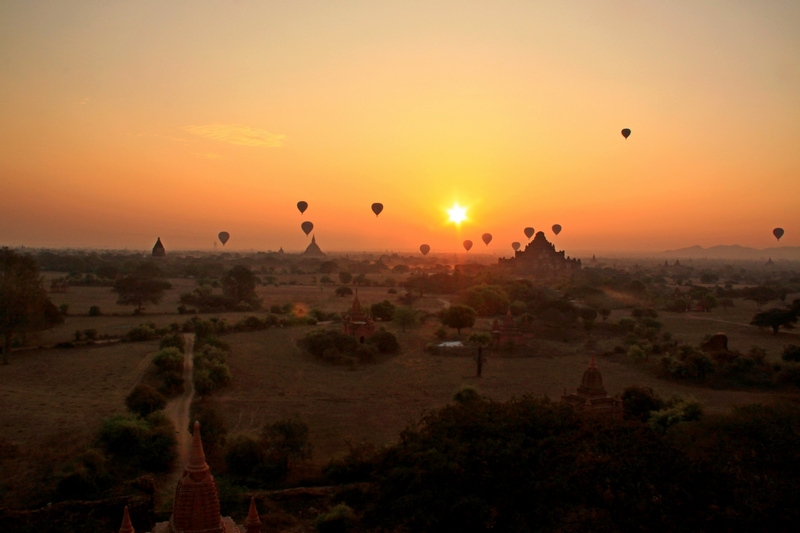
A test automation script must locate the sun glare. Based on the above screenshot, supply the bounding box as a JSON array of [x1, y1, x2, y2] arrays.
[[447, 203, 468, 225]]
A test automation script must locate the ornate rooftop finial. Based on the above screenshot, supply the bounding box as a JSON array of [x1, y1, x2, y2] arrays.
[[185, 421, 209, 475], [244, 497, 262, 533], [119, 506, 134, 533]]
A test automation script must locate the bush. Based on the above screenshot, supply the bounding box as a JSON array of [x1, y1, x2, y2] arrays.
[[781, 344, 800, 362], [370, 300, 396, 321], [315, 503, 358, 533], [98, 412, 177, 473], [621, 386, 664, 422], [335, 286, 354, 297], [225, 434, 265, 478], [124, 324, 157, 342], [125, 384, 167, 417], [159, 333, 186, 353], [367, 329, 399, 354], [88, 305, 102, 316]]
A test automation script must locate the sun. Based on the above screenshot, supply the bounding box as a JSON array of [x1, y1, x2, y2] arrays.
[[447, 203, 468, 225]]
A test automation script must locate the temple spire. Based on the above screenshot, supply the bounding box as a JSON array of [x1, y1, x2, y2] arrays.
[[244, 497, 262, 533], [119, 506, 134, 533], [185, 420, 209, 475]]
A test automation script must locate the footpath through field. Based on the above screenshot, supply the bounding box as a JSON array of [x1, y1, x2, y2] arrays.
[[162, 333, 195, 495]]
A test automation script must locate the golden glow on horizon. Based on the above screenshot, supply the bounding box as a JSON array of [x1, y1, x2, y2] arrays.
[[447, 203, 468, 225]]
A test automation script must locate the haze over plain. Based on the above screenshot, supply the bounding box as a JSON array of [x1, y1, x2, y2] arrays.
[[1, 1, 798, 253]]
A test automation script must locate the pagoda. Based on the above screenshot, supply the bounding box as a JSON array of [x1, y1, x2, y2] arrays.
[[302, 235, 326, 257], [117, 422, 261, 533], [561, 356, 623, 419], [342, 293, 375, 342], [152, 238, 166, 257]]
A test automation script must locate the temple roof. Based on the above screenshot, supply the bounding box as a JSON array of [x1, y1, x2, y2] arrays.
[[118, 506, 134, 533], [152, 237, 166, 257], [577, 356, 608, 398], [244, 497, 261, 533], [303, 234, 326, 257]]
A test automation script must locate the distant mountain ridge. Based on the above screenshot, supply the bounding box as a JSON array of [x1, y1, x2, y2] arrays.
[[660, 244, 800, 260]]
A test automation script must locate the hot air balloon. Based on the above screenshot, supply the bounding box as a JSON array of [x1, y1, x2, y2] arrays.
[[420, 244, 430, 256], [218, 232, 230, 246], [482, 233, 492, 246], [524, 227, 535, 239], [621, 128, 631, 139], [297, 201, 308, 214], [773, 228, 785, 241], [463, 240, 473, 252], [552, 224, 562, 236], [512, 242, 521, 251], [301, 221, 314, 236], [371, 203, 383, 217]]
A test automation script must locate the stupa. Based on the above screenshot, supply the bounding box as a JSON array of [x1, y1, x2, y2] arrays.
[[152, 238, 166, 257], [302, 235, 326, 257], [342, 293, 375, 342], [561, 356, 623, 419]]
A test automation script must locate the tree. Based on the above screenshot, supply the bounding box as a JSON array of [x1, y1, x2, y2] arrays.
[[750, 307, 798, 335], [113, 275, 172, 314], [338, 272, 353, 285], [744, 286, 780, 310], [394, 306, 419, 332], [370, 300, 396, 321], [441, 305, 476, 334], [335, 286, 353, 297], [1, 248, 63, 364], [599, 307, 611, 322], [221, 265, 261, 308], [459, 285, 510, 317]]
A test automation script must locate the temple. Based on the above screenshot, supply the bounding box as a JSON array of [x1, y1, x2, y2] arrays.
[[117, 422, 261, 533], [561, 356, 623, 419], [498, 231, 580, 274], [341, 293, 375, 342], [490, 309, 534, 348], [152, 238, 166, 257], [302, 235, 326, 257]]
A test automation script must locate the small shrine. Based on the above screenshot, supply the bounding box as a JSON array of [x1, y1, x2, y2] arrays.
[[490, 309, 534, 348], [342, 293, 375, 342], [152, 238, 166, 257], [562, 356, 623, 419]]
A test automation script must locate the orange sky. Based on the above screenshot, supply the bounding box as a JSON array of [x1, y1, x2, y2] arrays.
[[1, 1, 799, 255]]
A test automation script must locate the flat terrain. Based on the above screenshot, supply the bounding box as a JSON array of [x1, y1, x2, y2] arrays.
[[3, 280, 798, 506], [212, 321, 786, 466]]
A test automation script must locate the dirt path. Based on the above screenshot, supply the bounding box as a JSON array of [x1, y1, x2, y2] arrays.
[[162, 334, 195, 493]]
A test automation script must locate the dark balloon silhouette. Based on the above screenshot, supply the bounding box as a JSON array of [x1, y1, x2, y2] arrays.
[[301, 221, 314, 236], [524, 227, 535, 239], [297, 201, 308, 214], [512, 242, 520, 251], [482, 233, 492, 246], [552, 224, 562, 236], [420, 244, 430, 256], [371, 203, 384, 217], [773, 228, 785, 241], [621, 128, 631, 139], [463, 240, 473, 252], [218, 232, 230, 246]]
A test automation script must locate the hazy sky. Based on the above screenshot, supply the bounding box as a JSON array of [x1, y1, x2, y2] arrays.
[[1, 1, 799, 254]]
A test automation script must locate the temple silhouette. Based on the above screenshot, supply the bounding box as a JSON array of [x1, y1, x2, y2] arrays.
[[498, 231, 580, 273], [302, 235, 325, 257], [152, 238, 166, 257], [561, 356, 623, 419]]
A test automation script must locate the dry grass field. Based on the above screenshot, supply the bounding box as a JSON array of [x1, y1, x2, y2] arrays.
[[0, 341, 158, 507], [210, 319, 786, 468], [3, 281, 798, 506]]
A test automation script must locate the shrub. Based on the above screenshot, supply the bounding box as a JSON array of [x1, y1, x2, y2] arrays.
[[98, 412, 177, 473], [315, 503, 358, 533], [367, 329, 399, 354], [152, 347, 184, 374], [370, 300, 396, 321], [781, 344, 800, 362], [335, 286, 354, 297], [125, 384, 167, 417], [159, 333, 186, 353], [124, 324, 157, 342], [225, 434, 265, 478], [621, 386, 664, 422], [88, 305, 102, 316]]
